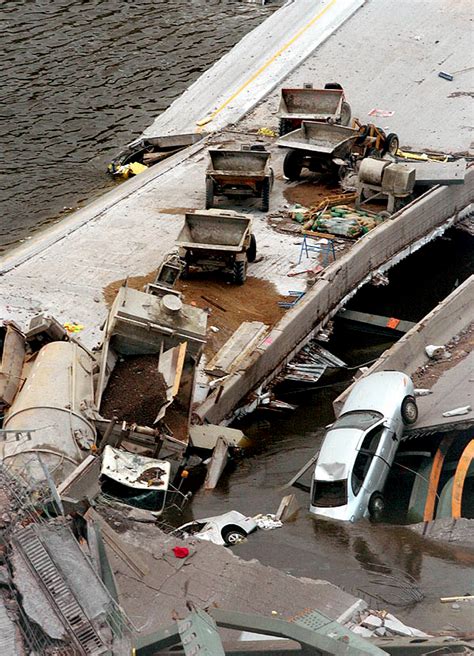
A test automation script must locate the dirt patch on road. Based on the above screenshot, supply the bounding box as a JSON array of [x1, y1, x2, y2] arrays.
[[103, 271, 285, 360], [176, 275, 285, 357], [284, 181, 341, 206], [412, 322, 474, 388], [103, 270, 157, 306]]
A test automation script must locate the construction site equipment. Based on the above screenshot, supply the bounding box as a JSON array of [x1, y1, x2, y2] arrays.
[[278, 122, 360, 181], [177, 210, 256, 284], [277, 82, 351, 136], [357, 158, 416, 213], [206, 145, 273, 211], [298, 234, 336, 265], [352, 120, 400, 158], [2, 341, 97, 486]]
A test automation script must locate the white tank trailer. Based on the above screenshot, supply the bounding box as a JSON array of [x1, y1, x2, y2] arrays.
[[2, 341, 97, 486]]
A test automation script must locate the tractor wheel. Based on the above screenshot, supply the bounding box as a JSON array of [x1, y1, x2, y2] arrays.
[[247, 233, 257, 263], [279, 118, 291, 136], [383, 133, 400, 156], [283, 149, 303, 181], [261, 178, 270, 212], [340, 101, 352, 126], [205, 178, 214, 209], [233, 259, 247, 285]]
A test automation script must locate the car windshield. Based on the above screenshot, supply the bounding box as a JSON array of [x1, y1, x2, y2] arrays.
[[332, 410, 383, 431], [312, 479, 347, 508]]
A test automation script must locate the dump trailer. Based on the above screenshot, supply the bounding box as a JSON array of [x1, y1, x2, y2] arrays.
[[176, 210, 256, 284], [278, 121, 360, 181], [206, 145, 273, 212], [277, 83, 351, 136]]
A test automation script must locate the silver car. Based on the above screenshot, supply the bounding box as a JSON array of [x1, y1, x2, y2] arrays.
[[310, 371, 418, 522]]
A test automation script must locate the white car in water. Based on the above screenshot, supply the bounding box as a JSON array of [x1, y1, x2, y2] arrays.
[[310, 371, 418, 522], [177, 511, 258, 546]]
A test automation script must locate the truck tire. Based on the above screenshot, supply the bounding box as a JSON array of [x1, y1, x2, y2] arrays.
[[233, 259, 247, 285], [283, 149, 303, 181], [279, 118, 291, 136], [247, 234, 257, 262], [261, 178, 270, 212], [340, 101, 351, 126], [205, 178, 214, 209]]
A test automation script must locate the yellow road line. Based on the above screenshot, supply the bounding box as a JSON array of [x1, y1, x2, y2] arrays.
[[196, 0, 339, 127]]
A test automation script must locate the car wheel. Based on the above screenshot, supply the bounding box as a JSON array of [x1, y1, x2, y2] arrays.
[[222, 526, 246, 546], [368, 493, 385, 522], [401, 395, 418, 424]]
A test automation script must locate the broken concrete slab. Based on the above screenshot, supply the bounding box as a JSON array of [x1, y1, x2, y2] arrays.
[[412, 159, 467, 186], [205, 321, 269, 377], [96, 508, 366, 638], [204, 436, 229, 490], [189, 424, 248, 450]]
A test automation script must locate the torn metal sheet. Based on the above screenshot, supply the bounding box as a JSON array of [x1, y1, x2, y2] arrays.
[[189, 424, 248, 450], [156, 342, 187, 422], [205, 321, 268, 377], [101, 446, 170, 491], [57, 454, 101, 503], [284, 342, 346, 383]]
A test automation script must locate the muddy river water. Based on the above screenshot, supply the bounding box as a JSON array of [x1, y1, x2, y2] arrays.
[[0, 0, 276, 252]]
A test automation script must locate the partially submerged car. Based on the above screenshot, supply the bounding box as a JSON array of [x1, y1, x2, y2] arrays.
[[310, 371, 418, 522], [177, 511, 258, 546]]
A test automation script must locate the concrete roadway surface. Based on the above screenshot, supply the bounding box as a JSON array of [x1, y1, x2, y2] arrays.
[[142, 0, 364, 137], [1, 0, 472, 340]]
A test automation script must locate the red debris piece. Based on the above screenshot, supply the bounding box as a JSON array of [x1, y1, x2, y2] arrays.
[[172, 546, 189, 559]]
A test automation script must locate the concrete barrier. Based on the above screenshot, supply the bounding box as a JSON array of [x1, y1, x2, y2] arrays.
[[196, 169, 474, 424], [333, 274, 474, 416]]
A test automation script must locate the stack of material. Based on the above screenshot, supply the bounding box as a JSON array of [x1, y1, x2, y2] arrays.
[[303, 204, 385, 237]]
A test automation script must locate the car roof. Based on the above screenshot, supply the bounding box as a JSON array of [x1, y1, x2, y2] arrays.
[[342, 370, 412, 416], [182, 510, 246, 526]]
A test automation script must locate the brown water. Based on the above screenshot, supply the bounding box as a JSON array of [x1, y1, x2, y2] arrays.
[[0, 0, 277, 252]]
